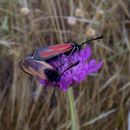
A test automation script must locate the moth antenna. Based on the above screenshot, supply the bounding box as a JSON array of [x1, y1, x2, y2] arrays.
[[60, 61, 79, 77], [49, 61, 79, 108], [81, 35, 103, 46]]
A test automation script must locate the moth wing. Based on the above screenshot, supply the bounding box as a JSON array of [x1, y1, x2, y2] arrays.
[[19, 57, 54, 80], [33, 43, 72, 61]]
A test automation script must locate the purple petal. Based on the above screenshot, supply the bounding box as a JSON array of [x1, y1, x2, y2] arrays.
[[80, 46, 92, 61], [87, 59, 103, 73]]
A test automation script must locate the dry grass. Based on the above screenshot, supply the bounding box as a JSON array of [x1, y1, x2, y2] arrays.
[[0, 0, 130, 130]]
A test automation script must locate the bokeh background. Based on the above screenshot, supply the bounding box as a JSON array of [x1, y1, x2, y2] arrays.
[[0, 0, 130, 130]]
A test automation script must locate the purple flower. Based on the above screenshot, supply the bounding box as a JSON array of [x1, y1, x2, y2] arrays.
[[38, 45, 102, 91]]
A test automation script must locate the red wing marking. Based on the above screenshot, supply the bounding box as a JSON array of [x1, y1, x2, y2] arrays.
[[39, 43, 72, 59]]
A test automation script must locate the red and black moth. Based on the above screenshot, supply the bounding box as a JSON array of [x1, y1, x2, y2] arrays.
[[19, 53, 79, 107], [19, 57, 79, 83], [32, 35, 103, 62]]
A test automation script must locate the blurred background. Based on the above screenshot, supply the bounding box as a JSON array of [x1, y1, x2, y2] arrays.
[[0, 0, 130, 130]]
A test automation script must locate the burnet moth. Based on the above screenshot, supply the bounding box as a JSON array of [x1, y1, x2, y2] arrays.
[[19, 56, 79, 83], [32, 35, 103, 62], [19, 56, 79, 107]]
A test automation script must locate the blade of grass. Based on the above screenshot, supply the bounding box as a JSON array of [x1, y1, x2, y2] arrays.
[[68, 88, 79, 130], [1, 16, 9, 32]]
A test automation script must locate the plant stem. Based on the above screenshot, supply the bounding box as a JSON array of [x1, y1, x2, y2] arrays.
[[68, 88, 79, 130]]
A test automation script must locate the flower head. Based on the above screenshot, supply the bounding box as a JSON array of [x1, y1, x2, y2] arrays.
[[67, 16, 77, 26], [75, 8, 84, 17], [38, 45, 102, 91], [20, 7, 30, 15]]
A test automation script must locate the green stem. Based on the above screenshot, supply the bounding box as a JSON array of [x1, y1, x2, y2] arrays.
[[68, 88, 79, 130]]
